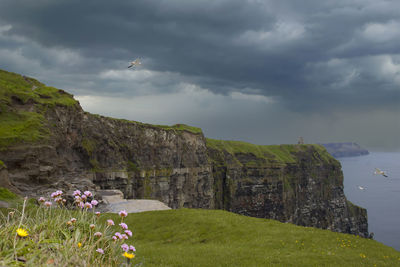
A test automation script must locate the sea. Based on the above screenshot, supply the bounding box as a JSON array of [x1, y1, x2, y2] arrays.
[[339, 152, 400, 251]]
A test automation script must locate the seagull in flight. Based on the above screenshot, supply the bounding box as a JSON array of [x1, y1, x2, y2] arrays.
[[374, 168, 388, 177], [128, 58, 141, 68], [358, 186, 366, 191]]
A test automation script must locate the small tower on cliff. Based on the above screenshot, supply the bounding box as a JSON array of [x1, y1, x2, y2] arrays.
[[298, 137, 304, 145]]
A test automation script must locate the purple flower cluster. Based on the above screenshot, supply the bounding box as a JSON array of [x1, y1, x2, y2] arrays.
[[73, 190, 99, 210], [37, 189, 136, 259], [38, 190, 66, 207], [121, 243, 136, 252], [108, 210, 136, 256]]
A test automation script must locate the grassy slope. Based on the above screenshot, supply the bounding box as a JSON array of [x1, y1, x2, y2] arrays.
[[0, 69, 78, 147], [0, 187, 18, 202], [99, 209, 400, 267]]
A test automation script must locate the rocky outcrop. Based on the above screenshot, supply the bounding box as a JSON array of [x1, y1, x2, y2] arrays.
[[0, 69, 368, 237], [321, 142, 369, 158], [0, 161, 21, 195], [208, 142, 368, 237]]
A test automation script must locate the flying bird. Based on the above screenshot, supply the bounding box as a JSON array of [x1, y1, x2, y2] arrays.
[[374, 168, 388, 177], [128, 58, 141, 68], [358, 186, 366, 191]]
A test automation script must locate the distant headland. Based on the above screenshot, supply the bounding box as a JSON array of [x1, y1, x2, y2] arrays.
[[320, 142, 369, 158]]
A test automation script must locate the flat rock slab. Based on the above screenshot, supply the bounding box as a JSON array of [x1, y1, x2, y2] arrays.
[[106, 199, 171, 213], [97, 189, 171, 213]]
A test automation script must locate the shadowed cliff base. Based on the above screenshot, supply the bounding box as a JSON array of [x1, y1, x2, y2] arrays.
[[0, 69, 368, 237]]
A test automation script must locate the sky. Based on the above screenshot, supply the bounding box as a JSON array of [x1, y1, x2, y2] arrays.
[[0, 0, 399, 151]]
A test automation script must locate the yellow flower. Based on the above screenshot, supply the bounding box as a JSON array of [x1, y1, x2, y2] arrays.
[[16, 228, 28, 237], [78, 242, 82, 248], [123, 252, 135, 259]]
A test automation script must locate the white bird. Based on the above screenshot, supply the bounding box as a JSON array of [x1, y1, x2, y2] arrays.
[[358, 186, 366, 191], [374, 168, 388, 177], [128, 58, 141, 68]]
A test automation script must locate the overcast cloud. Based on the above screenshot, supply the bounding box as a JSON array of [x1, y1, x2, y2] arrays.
[[0, 0, 399, 151]]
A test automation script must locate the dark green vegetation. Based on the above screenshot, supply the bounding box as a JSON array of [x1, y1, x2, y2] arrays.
[[89, 112, 203, 135], [0, 69, 78, 148], [102, 209, 400, 266], [155, 123, 203, 134], [0, 187, 18, 201], [206, 138, 335, 165]]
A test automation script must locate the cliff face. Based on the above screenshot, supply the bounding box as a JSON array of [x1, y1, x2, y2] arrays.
[[0, 69, 368, 237], [207, 140, 368, 236], [1, 103, 214, 209]]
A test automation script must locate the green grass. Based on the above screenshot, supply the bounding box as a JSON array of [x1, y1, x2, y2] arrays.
[[0, 160, 5, 168], [0, 187, 19, 201], [0, 69, 77, 107], [207, 138, 303, 163], [0, 191, 134, 266], [105, 209, 400, 267], [0, 111, 47, 147], [155, 123, 203, 134], [206, 138, 338, 167], [89, 113, 203, 135], [0, 69, 78, 148], [2, 196, 399, 266]]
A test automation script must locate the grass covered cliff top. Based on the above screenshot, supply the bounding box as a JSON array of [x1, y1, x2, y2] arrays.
[[206, 138, 335, 164], [88, 112, 203, 135], [0, 69, 78, 107], [0, 69, 79, 147], [0, 69, 202, 149]]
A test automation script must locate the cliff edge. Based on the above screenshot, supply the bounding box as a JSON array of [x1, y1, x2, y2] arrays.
[[0, 69, 368, 237]]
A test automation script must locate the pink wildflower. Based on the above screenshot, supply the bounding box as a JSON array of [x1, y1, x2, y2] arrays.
[[121, 244, 129, 252], [121, 234, 128, 240], [125, 230, 132, 237], [81, 194, 87, 201], [94, 232, 102, 238], [114, 232, 123, 239], [91, 200, 98, 206], [44, 201, 52, 207], [90, 224, 95, 229], [73, 190, 81, 196], [119, 223, 128, 230], [84, 191, 92, 197], [78, 202, 84, 209], [107, 219, 115, 226], [38, 197, 45, 203], [118, 210, 128, 218], [95, 211, 101, 217], [70, 218, 77, 223], [129, 245, 136, 252], [96, 248, 104, 254], [112, 236, 117, 241], [84, 202, 93, 209]]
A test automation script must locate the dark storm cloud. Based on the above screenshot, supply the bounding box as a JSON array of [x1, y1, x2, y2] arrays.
[[0, 0, 399, 150], [1, 0, 400, 111]]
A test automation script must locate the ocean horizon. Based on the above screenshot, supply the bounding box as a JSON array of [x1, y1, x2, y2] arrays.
[[339, 152, 400, 251]]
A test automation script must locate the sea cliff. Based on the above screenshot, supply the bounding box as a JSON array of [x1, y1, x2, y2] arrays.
[[0, 69, 368, 237]]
